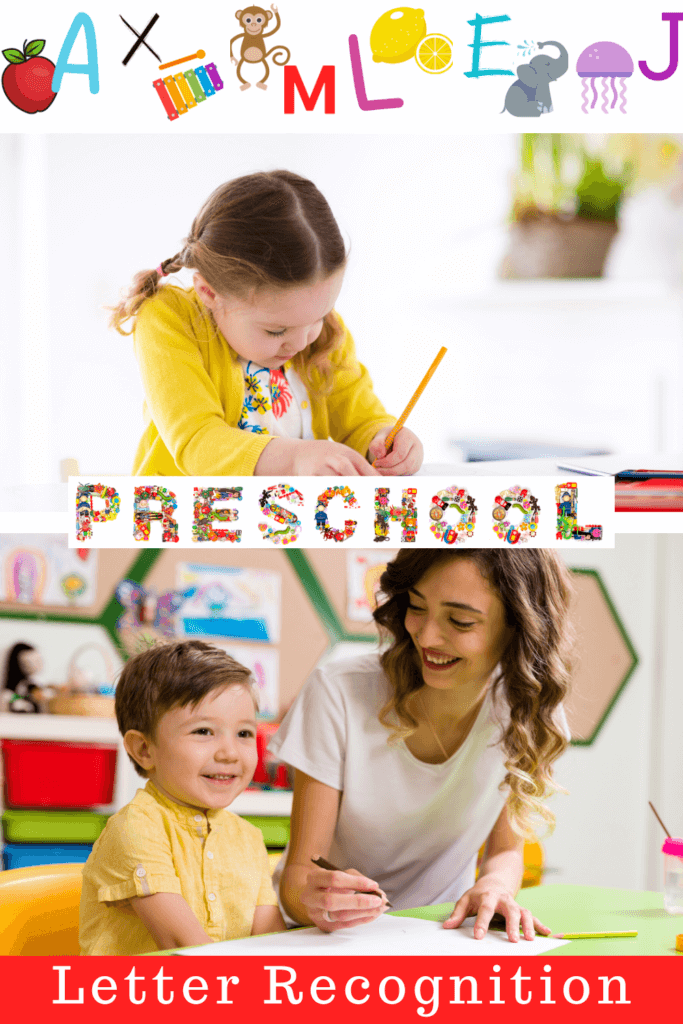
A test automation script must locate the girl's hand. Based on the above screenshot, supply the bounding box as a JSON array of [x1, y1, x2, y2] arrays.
[[256, 438, 380, 476], [368, 427, 424, 475], [443, 879, 551, 943], [301, 865, 389, 933]]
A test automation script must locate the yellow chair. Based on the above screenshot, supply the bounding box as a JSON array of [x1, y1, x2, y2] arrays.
[[476, 841, 544, 888], [268, 850, 284, 873], [521, 842, 544, 888], [0, 862, 83, 955]]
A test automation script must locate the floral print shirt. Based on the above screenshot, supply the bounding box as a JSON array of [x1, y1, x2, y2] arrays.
[[237, 359, 313, 440]]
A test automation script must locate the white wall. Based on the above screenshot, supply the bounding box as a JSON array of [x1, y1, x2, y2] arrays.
[[544, 535, 682, 893]]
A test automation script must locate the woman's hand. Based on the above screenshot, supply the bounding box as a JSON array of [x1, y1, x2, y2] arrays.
[[368, 427, 424, 475], [444, 878, 551, 943], [255, 437, 379, 476], [300, 865, 388, 932]]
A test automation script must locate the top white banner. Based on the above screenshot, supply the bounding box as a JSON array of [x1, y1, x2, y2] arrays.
[[1, 0, 681, 133]]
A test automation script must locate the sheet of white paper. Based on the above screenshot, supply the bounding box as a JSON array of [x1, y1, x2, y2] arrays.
[[175, 913, 568, 957]]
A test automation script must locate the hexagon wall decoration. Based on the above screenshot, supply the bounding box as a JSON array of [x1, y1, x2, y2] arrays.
[[563, 568, 638, 745]]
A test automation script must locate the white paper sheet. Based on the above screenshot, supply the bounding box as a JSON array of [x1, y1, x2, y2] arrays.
[[175, 913, 568, 957]]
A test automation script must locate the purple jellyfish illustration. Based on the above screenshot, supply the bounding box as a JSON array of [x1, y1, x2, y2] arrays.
[[576, 41, 634, 113]]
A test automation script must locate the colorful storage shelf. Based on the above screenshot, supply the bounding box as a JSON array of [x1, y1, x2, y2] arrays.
[[3, 842, 93, 870], [2, 809, 109, 844], [2, 739, 117, 808], [242, 815, 290, 848]]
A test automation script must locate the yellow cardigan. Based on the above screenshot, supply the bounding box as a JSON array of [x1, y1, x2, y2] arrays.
[[132, 286, 395, 476]]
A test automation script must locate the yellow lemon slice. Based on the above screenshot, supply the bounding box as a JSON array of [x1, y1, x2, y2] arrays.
[[371, 7, 427, 64], [415, 33, 453, 74]]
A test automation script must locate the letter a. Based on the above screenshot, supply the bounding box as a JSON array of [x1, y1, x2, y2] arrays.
[[52, 13, 100, 93]]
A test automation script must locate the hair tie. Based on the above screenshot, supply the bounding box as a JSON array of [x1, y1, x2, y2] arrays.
[[155, 263, 168, 278]]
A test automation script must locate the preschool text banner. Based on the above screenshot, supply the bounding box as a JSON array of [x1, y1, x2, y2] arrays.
[[68, 476, 615, 548], [1, 1, 682, 133]]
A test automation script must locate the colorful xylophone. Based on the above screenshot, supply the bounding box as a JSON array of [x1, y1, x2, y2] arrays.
[[153, 57, 223, 121]]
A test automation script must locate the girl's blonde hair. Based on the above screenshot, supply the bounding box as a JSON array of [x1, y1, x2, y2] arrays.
[[110, 170, 348, 393], [373, 549, 574, 840]]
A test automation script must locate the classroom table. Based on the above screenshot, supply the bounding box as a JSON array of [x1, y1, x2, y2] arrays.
[[154, 886, 681, 955], [394, 885, 681, 956]]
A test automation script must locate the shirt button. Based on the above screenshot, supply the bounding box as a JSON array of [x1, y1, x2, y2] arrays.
[[194, 814, 203, 823], [208, 892, 216, 901], [301, 401, 308, 409], [206, 851, 214, 860], [135, 867, 146, 878]]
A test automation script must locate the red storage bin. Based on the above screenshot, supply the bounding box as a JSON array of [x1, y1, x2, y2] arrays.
[[1, 739, 117, 808]]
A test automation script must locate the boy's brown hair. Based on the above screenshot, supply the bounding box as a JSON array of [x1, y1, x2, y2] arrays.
[[115, 640, 257, 777]]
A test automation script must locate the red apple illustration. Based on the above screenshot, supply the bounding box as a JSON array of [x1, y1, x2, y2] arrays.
[[2, 39, 57, 113]]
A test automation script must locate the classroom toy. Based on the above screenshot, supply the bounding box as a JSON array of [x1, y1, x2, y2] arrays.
[[134, 485, 179, 543], [258, 484, 304, 546], [315, 486, 359, 543], [555, 482, 603, 541], [76, 483, 120, 541], [193, 486, 243, 543], [429, 486, 477, 544], [491, 486, 540, 545], [373, 487, 417, 543], [153, 59, 223, 121]]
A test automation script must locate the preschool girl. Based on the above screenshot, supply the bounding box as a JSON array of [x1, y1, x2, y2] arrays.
[[111, 171, 424, 477]]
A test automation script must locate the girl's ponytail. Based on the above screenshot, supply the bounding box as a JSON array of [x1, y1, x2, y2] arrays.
[[110, 171, 348, 391], [109, 251, 185, 335]]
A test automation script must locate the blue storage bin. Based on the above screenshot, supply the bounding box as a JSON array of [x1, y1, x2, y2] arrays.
[[2, 842, 93, 870]]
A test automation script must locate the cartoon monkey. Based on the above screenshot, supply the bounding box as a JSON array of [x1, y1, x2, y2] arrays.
[[230, 4, 290, 91]]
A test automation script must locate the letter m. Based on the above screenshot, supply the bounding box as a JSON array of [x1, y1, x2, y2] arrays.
[[284, 66, 335, 113]]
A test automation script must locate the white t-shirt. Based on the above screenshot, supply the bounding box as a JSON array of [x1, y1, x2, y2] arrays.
[[269, 652, 520, 911]]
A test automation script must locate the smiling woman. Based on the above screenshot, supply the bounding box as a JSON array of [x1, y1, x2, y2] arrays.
[[269, 549, 573, 944]]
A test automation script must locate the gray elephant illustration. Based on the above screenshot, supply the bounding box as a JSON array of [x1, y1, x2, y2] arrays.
[[502, 41, 568, 116]]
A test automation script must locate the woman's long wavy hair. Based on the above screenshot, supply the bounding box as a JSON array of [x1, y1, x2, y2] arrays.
[[109, 170, 348, 396], [373, 549, 574, 839]]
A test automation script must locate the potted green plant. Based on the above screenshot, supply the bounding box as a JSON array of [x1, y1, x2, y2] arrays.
[[501, 133, 681, 279]]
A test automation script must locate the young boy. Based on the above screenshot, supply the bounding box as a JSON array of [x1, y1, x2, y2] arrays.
[[79, 640, 287, 954]]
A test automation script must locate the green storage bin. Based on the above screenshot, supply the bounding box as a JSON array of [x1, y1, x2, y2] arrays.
[[2, 809, 110, 844], [242, 815, 290, 848]]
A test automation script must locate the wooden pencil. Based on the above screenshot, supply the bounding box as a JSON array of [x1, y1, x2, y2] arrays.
[[551, 930, 638, 939], [311, 856, 392, 907], [376, 346, 447, 461]]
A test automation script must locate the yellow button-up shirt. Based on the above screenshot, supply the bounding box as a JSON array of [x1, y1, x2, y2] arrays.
[[79, 780, 278, 955], [131, 286, 395, 476]]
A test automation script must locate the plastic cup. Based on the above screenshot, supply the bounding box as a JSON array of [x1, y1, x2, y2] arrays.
[[662, 837, 683, 915]]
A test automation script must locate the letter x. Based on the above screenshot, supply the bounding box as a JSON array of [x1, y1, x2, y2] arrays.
[[120, 13, 162, 66]]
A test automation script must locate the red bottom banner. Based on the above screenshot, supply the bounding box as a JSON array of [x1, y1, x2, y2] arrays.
[[1, 956, 680, 1021]]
